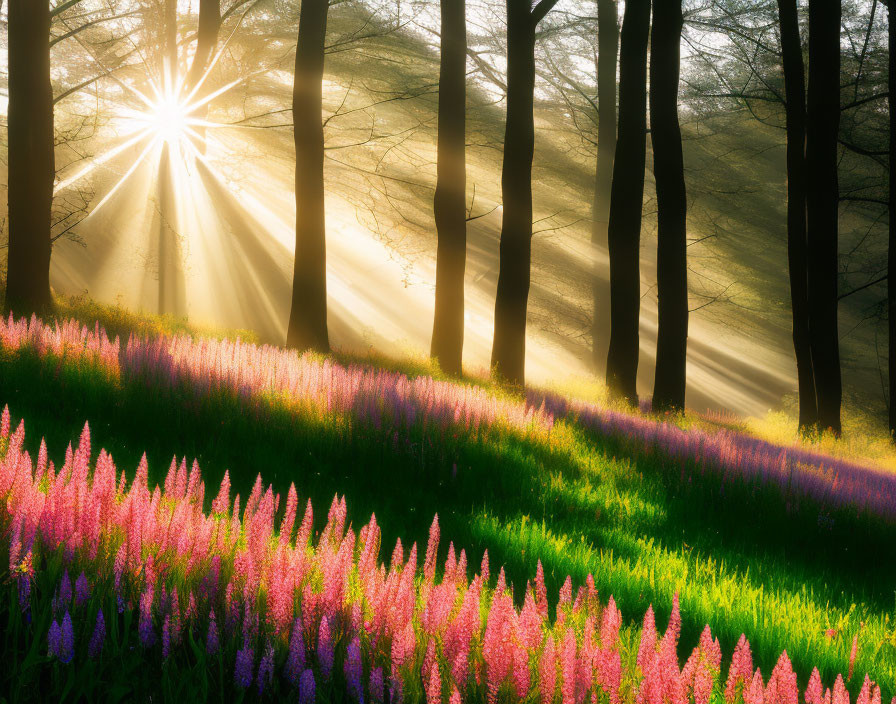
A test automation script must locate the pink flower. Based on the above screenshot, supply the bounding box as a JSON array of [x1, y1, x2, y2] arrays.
[[540, 635, 557, 704]]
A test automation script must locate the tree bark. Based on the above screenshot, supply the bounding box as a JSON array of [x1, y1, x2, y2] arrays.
[[777, 0, 817, 431], [650, 0, 688, 413], [605, 0, 650, 404], [806, 0, 842, 435], [430, 0, 467, 376], [186, 0, 221, 92], [887, 1, 895, 441], [5, 0, 55, 315], [164, 0, 178, 89], [287, 0, 330, 352], [490, 0, 558, 386], [592, 0, 618, 374]]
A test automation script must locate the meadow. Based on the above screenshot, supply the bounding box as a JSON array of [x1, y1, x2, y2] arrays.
[[0, 300, 895, 702]]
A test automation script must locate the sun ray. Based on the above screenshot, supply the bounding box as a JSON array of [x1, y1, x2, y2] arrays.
[[87, 137, 162, 217], [55, 128, 154, 194]]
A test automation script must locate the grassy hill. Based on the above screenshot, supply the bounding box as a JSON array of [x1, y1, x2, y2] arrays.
[[0, 297, 894, 700]]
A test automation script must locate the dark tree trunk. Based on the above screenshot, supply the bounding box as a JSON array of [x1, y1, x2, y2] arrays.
[[592, 0, 618, 374], [164, 0, 178, 87], [806, 0, 842, 435], [5, 0, 55, 315], [186, 0, 221, 91], [287, 0, 330, 353], [888, 2, 895, 441], [430, 0, 467, 377], [778, 0, 817, 431], [605, 0, 650, 404], [490, 0, 558, 386], [650, 0, 688, 413]]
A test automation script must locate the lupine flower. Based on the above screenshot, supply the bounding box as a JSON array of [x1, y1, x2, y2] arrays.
[[206, 610, 219, 655], [234, 646, 254, 689], [88, 609, 106, 659], [74, 572, 90, 606], [427, 660, 442, 704], [59, 611, 75, 664], [48, 620, 63, 660], [257, 642, 275, 695], [162, 614, 171, 660], [540, 635, 557, 704], [299, 669, 316, 704], [370, 666, 385, 703], [848, 635, 859, 681], [345, 636, 364, 702], [318, 615, 334, 680]]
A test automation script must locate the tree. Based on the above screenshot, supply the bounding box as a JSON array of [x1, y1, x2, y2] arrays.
[[806, 0, 842, 434], [186, 0, 222, 90], [5, 0, 55, 315], [650, 0, 688, 413], [776, 0, 817, 431], [592, 0, 618, 374], [605, 0, 650, 404], [287, 0, 331, 352], [490, 0, 561, 386], [885, 0, 895, 441], [430, 0, 468, 377]]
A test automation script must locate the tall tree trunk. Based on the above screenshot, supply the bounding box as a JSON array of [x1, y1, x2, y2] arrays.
[[778, 0, 817, 431], [592, 0, 618, 374], [888, 1, 895, 441], [806, 0, 842, 435], [5, 0, 55, 315], [431, 0, 467, 376], [164, 0, 178, 90], [287, 0, 330, 352], [490, 0, 558, 386], [605, 0, 650, 404], [650, 0, 688, 413], [186, 0, 221, 91]]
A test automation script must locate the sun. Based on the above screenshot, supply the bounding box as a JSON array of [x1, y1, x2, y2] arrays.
[[151, 92, 190, 145]]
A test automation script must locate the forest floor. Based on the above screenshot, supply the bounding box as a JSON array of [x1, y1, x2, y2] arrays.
[[1, 295, 894, 699]]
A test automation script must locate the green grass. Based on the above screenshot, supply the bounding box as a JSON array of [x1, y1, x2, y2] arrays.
[[1, 297, 895, 698]]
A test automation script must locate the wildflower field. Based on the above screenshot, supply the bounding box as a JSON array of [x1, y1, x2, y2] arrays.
[[1, 306, 895, 702]]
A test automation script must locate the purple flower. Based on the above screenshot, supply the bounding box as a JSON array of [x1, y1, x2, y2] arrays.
[[234, 646, 254, 689], [54, 571, 72, 614], [59, 611, 74, 664], [299, 669, 316, 704], [206, 610, 219, 655], [88, 609, 105, 659], [257, 642, 274, 695], [318, 615, 334, 680], [18, 576, 31, 612], [162, 614, 171, 660], [139, 600, 155, 648], [74, 572, 90, 607], [370, 666, 385, 703], [345, 636, 363, 702], [285, 618, 305, 686], [48, 620, 62, 659]]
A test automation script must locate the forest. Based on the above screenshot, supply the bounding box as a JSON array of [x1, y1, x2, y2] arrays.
[[0, 0, 895, 702]]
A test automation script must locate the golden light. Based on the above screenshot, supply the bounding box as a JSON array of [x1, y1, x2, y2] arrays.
[[150, 93, 191, 145]]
